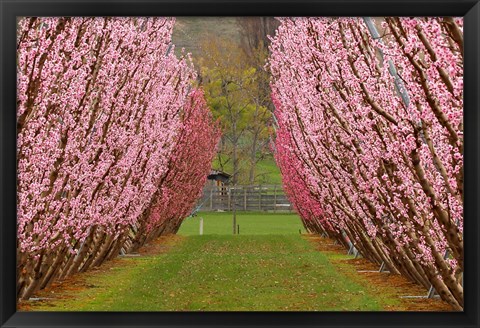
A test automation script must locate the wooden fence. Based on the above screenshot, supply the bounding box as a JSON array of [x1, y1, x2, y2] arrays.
[[196, 185, 293, 212]]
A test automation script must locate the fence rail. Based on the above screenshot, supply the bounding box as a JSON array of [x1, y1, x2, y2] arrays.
[[197, 185, 293, 212]]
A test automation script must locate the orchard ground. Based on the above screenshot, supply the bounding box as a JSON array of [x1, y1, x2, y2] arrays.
[[19, 213, 453, 311]]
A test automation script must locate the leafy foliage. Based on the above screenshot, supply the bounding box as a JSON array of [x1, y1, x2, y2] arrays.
[[197, 36, 273, 184]]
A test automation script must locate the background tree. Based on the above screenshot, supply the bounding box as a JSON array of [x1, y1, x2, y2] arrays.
[[197, 37, 251, 185], [197, 36, 274, 185], [193, 21, 279, 184], [237, 17, 279, 184]]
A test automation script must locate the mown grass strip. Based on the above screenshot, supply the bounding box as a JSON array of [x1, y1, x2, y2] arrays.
[[178, 212, 306, 236], [24, 234, 398, 311]]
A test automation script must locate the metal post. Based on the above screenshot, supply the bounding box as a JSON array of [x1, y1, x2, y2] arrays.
[[259, 186, 262, 211], [379, 261, 390, 273], [362, 17, 410, 108], [427, 285, 438, 298], [232, 187, 237, 234], [274, 185, 277, 213], [209, 189, 213, 210], [228, 187, 231, 211], [244, 187, 247, 211], [427, 249, 450, 298], [379, 262, 386, 272], [199, 217, 204, 235], [348, 243, 355, 255]]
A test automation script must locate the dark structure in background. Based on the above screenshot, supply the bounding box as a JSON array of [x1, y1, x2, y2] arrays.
[[207, 170, 232, 186], [199, 169, 292, 212]]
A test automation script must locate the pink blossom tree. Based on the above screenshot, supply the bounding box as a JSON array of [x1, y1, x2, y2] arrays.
[[273, 94, 334, 236], [16, 17, 218, 300], [269, 17, 463, 309], [126, 89, 221, 250]]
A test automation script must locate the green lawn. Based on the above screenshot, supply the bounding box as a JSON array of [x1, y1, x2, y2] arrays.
[[255, 156, 283, 184], [211, 154, 283, 185], [25, 234, 398, 311], [178, 212, 306, 236]]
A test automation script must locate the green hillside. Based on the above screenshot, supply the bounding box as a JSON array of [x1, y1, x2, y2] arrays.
[[172, 17, 241, 58]]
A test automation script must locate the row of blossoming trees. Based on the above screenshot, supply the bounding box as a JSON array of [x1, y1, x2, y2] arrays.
[[270, 17, 464, 310], [16, 17, 220, 300]]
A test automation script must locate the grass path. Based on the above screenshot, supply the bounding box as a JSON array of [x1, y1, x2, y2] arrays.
[[24, 235, 401, 311], [21, 213, 452, 312]]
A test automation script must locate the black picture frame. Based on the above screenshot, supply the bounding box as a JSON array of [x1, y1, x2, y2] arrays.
[[1, 0, 479, 327]]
